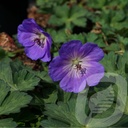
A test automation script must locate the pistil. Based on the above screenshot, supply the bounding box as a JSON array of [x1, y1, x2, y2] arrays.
[[34, 33, 46, 48], [72, 59, 86, 75]]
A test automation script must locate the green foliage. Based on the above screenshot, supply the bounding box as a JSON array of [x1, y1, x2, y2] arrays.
[[43, 91, 57, 104], [13, 69, 40, 91], [67, 33, 86, 43], [0, 58, 40, 126], [41, 118, 69, 127], [0, 118, 17, 127], [0, 58, 40, 91], [0, 88, 32, 115], [101, 52, 117, 72], [1, 0, 128, 127], [48, 4, 87, 30], [36, 0, 66, 12], [41, 99, 83, 127], [47, 29, 67, 44]]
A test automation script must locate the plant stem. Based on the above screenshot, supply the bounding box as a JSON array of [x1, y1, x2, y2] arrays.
[[12, 48, 24, 54]]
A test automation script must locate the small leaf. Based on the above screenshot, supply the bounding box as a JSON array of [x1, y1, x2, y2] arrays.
[[0, 118, 17, 127], [0, 58, 13, 85], [85, 33, 98, 43], [67, 33, 86, 43], [0, 80, 10, 105], [48, 15, 64, 26], [0, 91, 32, 115], [101, 52, 117, 72], [47, 30, 67, 43], [70, 6, 87, 27], [48, 5, 87, 29], [41, 118, 69, 127], [0, 80, 32, 115], [43, 91, 57, 104], [105, 43, 120, 51], [42, 99, 83, 127], [54, 4, 69, 17], [25, 67, 53, 83], [13, 69, 40, 91], [112, 10, 125, 22]]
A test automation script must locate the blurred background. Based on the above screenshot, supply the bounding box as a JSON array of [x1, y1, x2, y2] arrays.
[[0, 0, 35, 35]]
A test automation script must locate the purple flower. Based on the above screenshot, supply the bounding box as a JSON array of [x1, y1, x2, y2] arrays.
[[49, 40, 104, 93], [17, 18, 52, 62]]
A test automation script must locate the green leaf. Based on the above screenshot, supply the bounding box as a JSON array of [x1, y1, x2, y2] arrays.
[[0, 80, 32, 115], [43, 91, 57, 104], [48, 4, 69, 26], [117, 35, 128, 45], [87, 0, 106, 9], [42, 99, 83, 127], [36, 0, 65, 11], [75, 89, 89, 125], [0, 80, 10, 105], [49, 4, 87, 29], [48, 15, 64, 26], [116, 52, 128, 75], [67, 33, 86, 43], [25, 67, 53, 83], [124, 97, 128, 115], [63, 92, 72, 103], [112, 10, 125, 22], [54, 4, 69, 17], [47, 30, 67, 43], [0, 58, 40, 91], [0, 118, 17, 127], [70, 6, 87, 27], [41, 118, 69, 127], [101, 52, 117, 72], [85, 33, 98, 42], [0, 58, 13, 85], [13, 69, 40, 91], [105, 43, 120, 51]]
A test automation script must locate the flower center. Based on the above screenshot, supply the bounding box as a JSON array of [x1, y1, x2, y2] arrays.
[[34, 33, 46, 48], [72, 59, 86, 75], [72, 59, 79, 65]]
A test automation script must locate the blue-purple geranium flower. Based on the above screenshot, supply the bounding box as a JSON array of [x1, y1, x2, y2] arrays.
[[49, 40, 104, 93], [17, 18, 52, 62]]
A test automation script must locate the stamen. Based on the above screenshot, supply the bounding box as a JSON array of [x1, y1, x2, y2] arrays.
[[75, 63, 86, 75], [80, 68, 86, 75], [34, 33, 46, 48], [34, 38, 44, 48], [72, 58, 86, 76]]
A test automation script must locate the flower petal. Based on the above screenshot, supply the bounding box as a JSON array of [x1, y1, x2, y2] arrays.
[[49, 56, 70, 81], [40, 40, 52, 62], [85, 61, 104, 86], [40, 51, 51, 62], [21, 18, 43, 33], [59, 40, 82, 59], [25, 43, 46, 60], [60, 73, 86, 93], [17, 31, 36, 47], [80, 43, 104, 61]]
